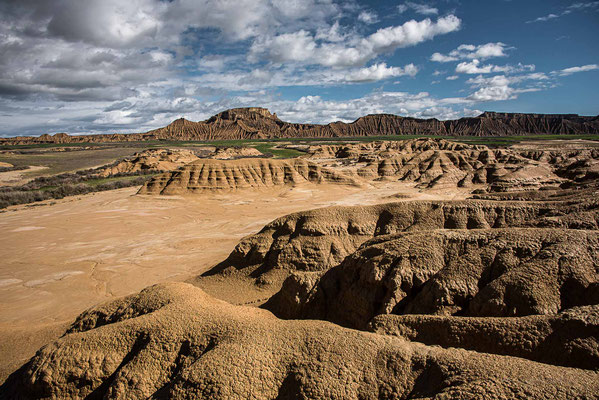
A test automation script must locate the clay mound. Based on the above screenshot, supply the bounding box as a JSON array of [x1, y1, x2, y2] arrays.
[[265, 229, 599, 329], [302, 138, 572, 191], [209, 146, 263, 159], [370, 305, 599, 369], [97, 149, 199, 177], [306, 138, 484, 160], [0, 162, 13, 168], [205, 200, 599, 279], [139, 158, 360, 195], [3, 282, 598, 399]]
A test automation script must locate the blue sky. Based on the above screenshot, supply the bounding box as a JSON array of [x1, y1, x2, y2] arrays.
[[0, 0, 597, 136]]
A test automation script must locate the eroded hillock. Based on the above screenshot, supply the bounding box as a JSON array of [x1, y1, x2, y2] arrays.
[[206, 200, 599, 279], [303, 138, 571, 192], [3, 283, 598, 399], [266, 229, 599, 327], [370, 305, 599, 369], [97, 149, 199, 177], [138, 158, 359, 194]]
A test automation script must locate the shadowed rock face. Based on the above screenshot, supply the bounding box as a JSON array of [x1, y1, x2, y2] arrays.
[[138, 158, 360, 194], [2, 283, 598, 399], [206, 200, 599, 278], [1, 108, 598, 144], [266, 229, 599, 327], [370, 305, 599, 370]]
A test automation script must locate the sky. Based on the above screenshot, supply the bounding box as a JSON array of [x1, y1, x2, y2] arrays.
[[0, 0, 598, 137]]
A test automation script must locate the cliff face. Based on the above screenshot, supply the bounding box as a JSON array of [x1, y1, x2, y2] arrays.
[[2, 108, 598, 145]]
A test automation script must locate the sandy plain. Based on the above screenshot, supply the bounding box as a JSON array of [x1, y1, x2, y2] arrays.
[[0, 180, 468, 382]]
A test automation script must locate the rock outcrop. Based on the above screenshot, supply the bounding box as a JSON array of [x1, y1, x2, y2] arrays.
[[370, 305, 599, 369], [2, 283, 598, 399], [96, 149, 199, 177], [138, 158, 359, 194], [2, 108, 597, 145], [267, 229, 599, 328], [206, 200, 599, 279], [302, 138, 588, 192], [209, 146, 263, 159]]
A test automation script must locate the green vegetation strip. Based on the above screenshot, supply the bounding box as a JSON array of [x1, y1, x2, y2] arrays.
[[3, 133, 598, 152]]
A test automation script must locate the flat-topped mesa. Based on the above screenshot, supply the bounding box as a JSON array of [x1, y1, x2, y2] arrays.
[[206, 107, 280, 123], [1, 108, 598, 145]]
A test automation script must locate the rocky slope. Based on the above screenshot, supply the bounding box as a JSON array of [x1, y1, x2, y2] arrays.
[[2, 108, 597, 144], [2, 283, 598, 399], [136, 138, 599, 196], [206, 199, 599, 279], [370, 305, 599, 369], [267, 229, 599, 327], [301, 138, 599, 192], [3, 198, 599, 398], [138, 158, 359, 194]]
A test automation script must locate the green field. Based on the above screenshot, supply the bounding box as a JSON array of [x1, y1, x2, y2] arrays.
[[1, 134, 598, 178]]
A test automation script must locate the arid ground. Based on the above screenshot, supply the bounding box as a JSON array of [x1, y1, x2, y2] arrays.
[[1, 138, 598, 398]]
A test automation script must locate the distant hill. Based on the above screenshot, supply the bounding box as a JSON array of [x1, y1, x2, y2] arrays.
[[2, 107, 598, 145]]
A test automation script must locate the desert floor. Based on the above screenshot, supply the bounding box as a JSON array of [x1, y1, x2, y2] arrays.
[[0, 181, 469, 382]]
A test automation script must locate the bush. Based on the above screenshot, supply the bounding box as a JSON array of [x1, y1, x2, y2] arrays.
[[0, 171, 155, 209]]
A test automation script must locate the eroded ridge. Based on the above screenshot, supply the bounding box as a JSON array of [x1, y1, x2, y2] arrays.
[[2, 283, 598, 399], [139, 158, 359, 194]]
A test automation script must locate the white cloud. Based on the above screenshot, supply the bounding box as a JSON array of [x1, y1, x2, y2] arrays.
[[446, 75, 458, 80], [568, 1, 599, 10], [556, 64, 599, 76], [456, 59, 496, 74], [431, 42, 509, 62], [455, 59, 535, 75], [358, 11, 378, 24], [465, 73, 550, 102], [346, 63, 418, 82], [527, 13, 559, 23], [468, 85, 515, 101], [398, 2, 439, 15], [250, 15, 461, 67], [527, 1, 599, 23]]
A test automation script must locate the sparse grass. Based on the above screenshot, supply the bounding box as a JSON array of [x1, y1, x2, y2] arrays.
[[0, 147, 143, 177], [0, 170, 159, 209], [250, 143, 306, 158]]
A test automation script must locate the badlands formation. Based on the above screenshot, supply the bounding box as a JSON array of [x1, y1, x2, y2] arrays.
[[2, 138, 599, 399], [1, 107, 599, 145]]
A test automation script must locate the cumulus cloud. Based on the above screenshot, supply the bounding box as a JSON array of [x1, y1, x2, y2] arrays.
[[358, 11, 378, 24], [0, 0, 589, 137], [431, 42, 510, 62], [465, 73, 550, 102], [346, 63, 418, 82], [455, 59, 535, 75], [249, 15, 461, 67], [398, 2, 438, 15]]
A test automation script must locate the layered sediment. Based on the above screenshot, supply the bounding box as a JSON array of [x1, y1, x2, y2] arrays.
[[2, 108, 597, 145]]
